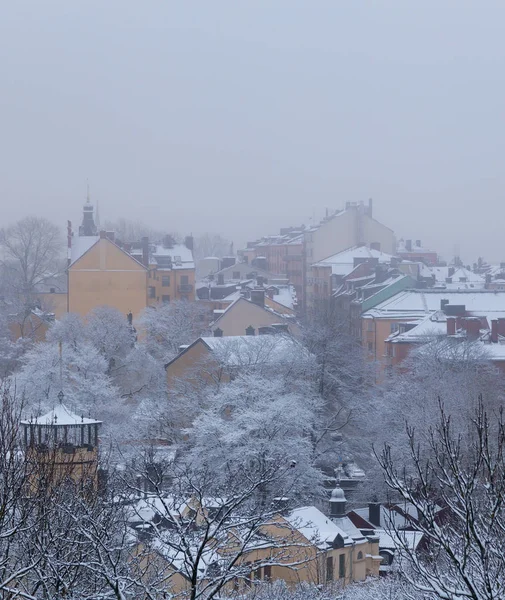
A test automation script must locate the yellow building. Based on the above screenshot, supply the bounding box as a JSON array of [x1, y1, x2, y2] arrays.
[[68, 232, 148, 320], [210, 294, 299, 338], [133, 487, 380, 596]]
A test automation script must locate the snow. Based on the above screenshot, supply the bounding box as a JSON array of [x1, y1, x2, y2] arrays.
[[201, 335, 307, 366], [21, 403, 102, 426], [69, 235, 99, 265], [312, 245, 396, 276], [364, 290, 505, 320], [285, 506, 352, 548]]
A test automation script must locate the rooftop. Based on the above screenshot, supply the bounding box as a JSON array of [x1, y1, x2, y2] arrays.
[[313, 245, 396, 276], [21, 404, 102, 426]]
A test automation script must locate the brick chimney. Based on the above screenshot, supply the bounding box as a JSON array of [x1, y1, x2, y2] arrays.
[[141, 237, 149, 268], [100, 230, 106, 239], [250, 289, 265, 307], [498, 318, 505, 337], [464, 317, 481, 340], [368, 502, 381, 527], [447, 317, 456, 336], [491, 320, 499, 343]]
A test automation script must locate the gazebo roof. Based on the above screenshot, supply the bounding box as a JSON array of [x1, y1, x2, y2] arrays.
[[21, 404, 102, 427]]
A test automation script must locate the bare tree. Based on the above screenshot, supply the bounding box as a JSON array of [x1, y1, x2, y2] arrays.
[[378, 398, 505, 600], [193, 233, 231, 261], [0, 217, 63, 303]]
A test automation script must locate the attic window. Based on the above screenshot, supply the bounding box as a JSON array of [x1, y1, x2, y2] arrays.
[[214, 328, 223, 338]]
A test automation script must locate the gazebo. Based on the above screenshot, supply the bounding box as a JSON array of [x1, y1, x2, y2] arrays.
[[20, 399, 102, 492]]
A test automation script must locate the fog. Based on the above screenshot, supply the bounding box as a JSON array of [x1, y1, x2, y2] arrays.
[[1, 1, 505, 262]]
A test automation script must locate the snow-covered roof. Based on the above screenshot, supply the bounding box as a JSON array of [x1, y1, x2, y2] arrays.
[[285, 506, 353, 548], [420, 265, 485, 287], [201, 335, 307, 366], [364, 290, 505, 320], [69, 235, 99, 265], [377, 530, 424, 551], [21, 404, 102, 426], [312, 246, 396, 276], [131, 243, 195, 270]]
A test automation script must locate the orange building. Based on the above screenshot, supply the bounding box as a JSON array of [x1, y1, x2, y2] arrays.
[[128, 237, 196, 305], [68, 232, 148, 319]]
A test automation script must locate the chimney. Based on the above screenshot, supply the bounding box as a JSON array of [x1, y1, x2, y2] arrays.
[[217, 273, 225, 285], [141, 237, 149, 268], [184, 235, 194, 251], [498, 318, 505, 337], [448, 267, 455, 278], [257, 276, 264, 287], [440, 299, 450, 312], [250, 289, 265, 307], [368, 502, 381, 527], [370, 241, 381, 252], [265, 288, 275, 299], [491, 320, 499, 343], [447, 317, 456, 336], [415, 240, 421, 247], [406, 239, 412, 252], [368, 197, 373, 217], [100, 230, 106, 239], [486, 273, 492, 287], [464, 317, 481, 340], [106, 231, 115, 243], [329, 486, 347, 519]]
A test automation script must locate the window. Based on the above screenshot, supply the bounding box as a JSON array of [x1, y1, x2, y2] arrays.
[[339, 554, 346, 579], [263, 565, 271, 580], [367, 342, 374, 353], [326, 557, 333, 582], [367, 320, 374, 332], [180, 275, 189, 285], [245, 326, 255, 336], [233, 271, 240, 279], [162, 295, 170, 303], [148, 286, 156, 299], [214, 328, 223, 338], [162, 275, 170, 287], [357, 551, 363, 560], [390, 322, 399, 333]]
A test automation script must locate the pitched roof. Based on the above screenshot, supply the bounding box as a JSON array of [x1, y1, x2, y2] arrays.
[[312, 245, 396, 276], [364, 290, 505, 320], [21, 404, 102, 426]]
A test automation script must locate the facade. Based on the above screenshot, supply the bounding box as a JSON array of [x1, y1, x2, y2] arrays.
[[133, 487, 380, 595], [239, 228, 305, 303], [396, 239, 438, 265], [128, 237, 196, 305], [304, 201, 395, 311], [308, 245, 398, 314], [209, 295, 299, 338], [166, 334, 305, 390], [361, 290, 505, 367], [68, 233, 148, 319]]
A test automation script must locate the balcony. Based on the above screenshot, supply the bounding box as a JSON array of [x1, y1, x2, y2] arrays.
[[178, 284, 193, 293]]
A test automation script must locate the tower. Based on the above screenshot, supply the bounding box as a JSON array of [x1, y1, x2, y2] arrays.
[[329, 485, 347, 519], [78, 185, 98, 237], [21, 400, 102, 495]]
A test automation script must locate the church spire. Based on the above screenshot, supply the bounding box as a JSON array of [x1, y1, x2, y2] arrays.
[[78, 182, 98, 237]]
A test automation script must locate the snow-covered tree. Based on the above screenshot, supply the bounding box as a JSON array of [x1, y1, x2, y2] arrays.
[[87, 306, 136, 372], [139, 301, 210, 363], [184, 373, 325, 504], [15, 340, 119, 428], [378, 397, 505, 600]]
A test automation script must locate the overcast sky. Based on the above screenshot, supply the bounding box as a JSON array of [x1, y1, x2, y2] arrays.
[[1, 1, 505, 262]]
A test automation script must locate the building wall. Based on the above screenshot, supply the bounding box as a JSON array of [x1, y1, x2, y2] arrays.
[[36, 292, 68, 319], [68, 238, 148, 319], [166, 340, 228, 390], [147, 266, 195, 306], [362, 317, 420, 370], [363, 217, 395, 255], [212, 299, 298, 337]]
